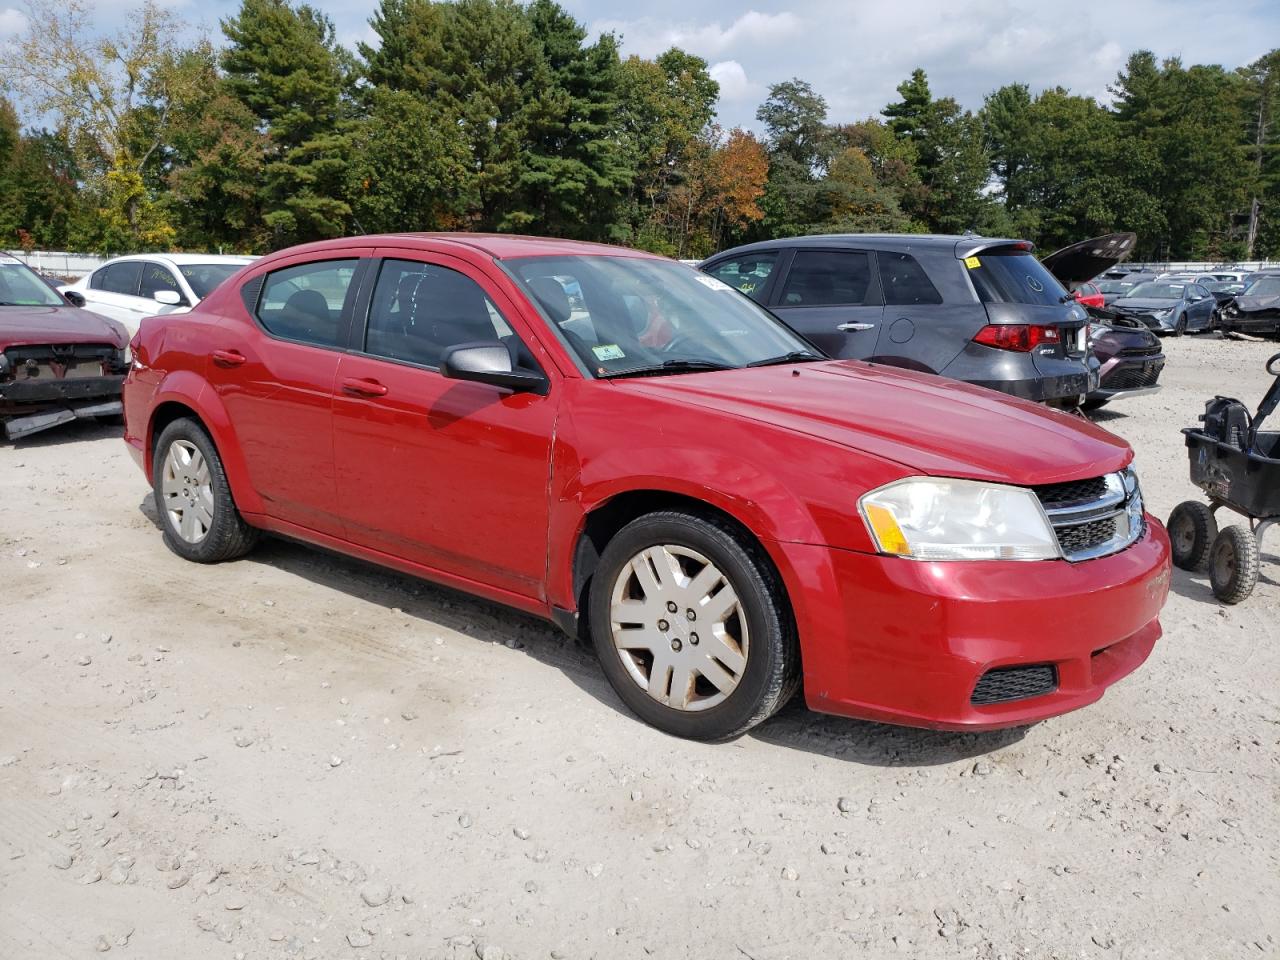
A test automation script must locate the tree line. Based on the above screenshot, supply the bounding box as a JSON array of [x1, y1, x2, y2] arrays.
[[1, 0, 1277, 263]]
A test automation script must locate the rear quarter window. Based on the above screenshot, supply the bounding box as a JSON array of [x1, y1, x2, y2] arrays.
[[967, 252, 1066, 307], [879, 252, 942, 305]]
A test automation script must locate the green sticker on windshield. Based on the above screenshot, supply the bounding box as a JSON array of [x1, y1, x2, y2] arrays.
[[592, 344, 625, 361]]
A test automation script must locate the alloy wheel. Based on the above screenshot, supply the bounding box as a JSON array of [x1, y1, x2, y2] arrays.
[[160, 439, 215, 543], [608, 544, 748, 711]]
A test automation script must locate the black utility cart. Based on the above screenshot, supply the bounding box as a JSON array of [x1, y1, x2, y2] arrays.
[[1168, 352, 1280, 603]]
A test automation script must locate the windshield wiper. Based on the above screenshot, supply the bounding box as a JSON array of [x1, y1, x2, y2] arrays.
[[743, 350, 825, 367], [604, 358, 734, 379]]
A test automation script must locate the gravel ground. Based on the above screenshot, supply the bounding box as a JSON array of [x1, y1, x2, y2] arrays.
[[1, 335, 1277, 960]]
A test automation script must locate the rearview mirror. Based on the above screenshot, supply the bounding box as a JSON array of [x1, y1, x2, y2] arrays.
[[440, 341, 548, 394], [62, 290, 86, 307], [154, 289, 183, 306]]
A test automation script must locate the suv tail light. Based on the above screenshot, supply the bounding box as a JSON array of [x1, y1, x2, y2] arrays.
[[973, 324, 1061, 352]]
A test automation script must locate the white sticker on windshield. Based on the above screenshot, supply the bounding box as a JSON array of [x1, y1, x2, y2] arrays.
[[592, 344, 625, 361], [0, 255, 22, 265], [694, 274, 735, 292]]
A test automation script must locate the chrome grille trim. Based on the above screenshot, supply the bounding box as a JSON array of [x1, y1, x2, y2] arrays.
[[1035, 469, 1145, 562]]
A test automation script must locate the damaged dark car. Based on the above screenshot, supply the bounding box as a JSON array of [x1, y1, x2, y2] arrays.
[[1041, 232, 1164, 410], [1218, 276, 1280, 337], [0, 255, 131, 441]]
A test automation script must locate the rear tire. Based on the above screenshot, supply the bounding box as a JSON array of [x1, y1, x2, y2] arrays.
[[1209, 526, 1259, 605], [587, 511, 799, 741], [1167, 501, 1216, 572], [152, 418, 258, 563]]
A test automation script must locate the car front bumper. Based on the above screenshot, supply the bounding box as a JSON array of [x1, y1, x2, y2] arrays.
[[0, 375, 125, 440], [1088, 353, 1165, 402], [771, 518, 1171, 731], [1218, 312, 1280, 335]]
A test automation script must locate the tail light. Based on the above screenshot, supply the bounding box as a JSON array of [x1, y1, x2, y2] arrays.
[[973, 324, 1060, 352]]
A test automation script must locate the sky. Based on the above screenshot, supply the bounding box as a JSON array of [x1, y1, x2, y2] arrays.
[[3, 0, 1278, 130]]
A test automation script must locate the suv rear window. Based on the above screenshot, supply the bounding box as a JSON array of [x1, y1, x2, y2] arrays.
[[967, 252, 1066, 307]]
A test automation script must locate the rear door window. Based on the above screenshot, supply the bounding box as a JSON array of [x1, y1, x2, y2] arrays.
[[778, 250, 873, 306], [967, 252, 1066, 306], [704, 253, 778, 302], [256, 259, 359, 348], [100, 262, 143, 296], [879, 252, 942, 305]]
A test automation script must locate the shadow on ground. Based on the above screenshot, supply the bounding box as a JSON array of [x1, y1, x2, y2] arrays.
[[139, 493, 1033, 768]]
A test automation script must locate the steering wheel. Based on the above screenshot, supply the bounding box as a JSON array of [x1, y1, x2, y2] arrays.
[[1267, 352, 1280, 377], [659, 332, 703, 356]]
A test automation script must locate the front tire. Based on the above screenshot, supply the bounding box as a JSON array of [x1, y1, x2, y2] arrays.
[[1209, 526, 1259, 605], [1167, 501, 1216, 572], [587, 511, 799, 741], [153, 418, 258, 563]]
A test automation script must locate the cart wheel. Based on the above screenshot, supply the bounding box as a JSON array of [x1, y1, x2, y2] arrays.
[[1167, 501, 1217, 572], [1209, 526, 1260, 605]]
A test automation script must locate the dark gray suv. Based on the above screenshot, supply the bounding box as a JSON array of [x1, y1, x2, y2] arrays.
[[700, 234, 1099, 407]]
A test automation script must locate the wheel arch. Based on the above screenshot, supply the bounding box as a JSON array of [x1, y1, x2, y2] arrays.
[[560, 489, 799, 650], [146, 375, 264, 516]]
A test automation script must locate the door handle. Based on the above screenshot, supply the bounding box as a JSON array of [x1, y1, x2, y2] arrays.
[[837, 322, 876, 332], [211, 349, 246, 368], [341, 377, 389, 398]]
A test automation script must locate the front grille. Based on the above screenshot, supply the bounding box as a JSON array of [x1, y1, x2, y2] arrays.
[[1055, 517, 1117, 553], [1035, 476, 1107, 507], [1034, 471, 1144, 562], [1101, 360, 1163, 390], [971, 664, 1058, 705]]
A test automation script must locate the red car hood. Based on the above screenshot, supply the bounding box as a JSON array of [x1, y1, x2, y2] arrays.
[[0, 305, 128, 349], [616, 361, 1131, 486]]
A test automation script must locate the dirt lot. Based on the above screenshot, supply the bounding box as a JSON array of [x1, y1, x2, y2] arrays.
[[1, 335, 1277, 960]]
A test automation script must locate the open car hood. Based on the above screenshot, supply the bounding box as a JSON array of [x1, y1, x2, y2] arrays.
[[1042, 233, 1137, 285]]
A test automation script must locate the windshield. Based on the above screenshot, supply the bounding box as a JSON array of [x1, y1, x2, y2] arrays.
[[1203, 281, 1244, 294], [1124, 282, 1185, 300], [1245, 277, 1280, 298], [179, 263, 245, 300], [967, 251, 1068, 306], [0, 258, 65, 307], [506, 256, 818, 376], [1095, 280, 1133, 294]]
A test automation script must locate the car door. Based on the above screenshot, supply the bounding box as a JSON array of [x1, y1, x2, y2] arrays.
[[1187, 284, 1214, 330], [82, 261, 145, 330], [206, 253, 370, 537], [767, 248, 884, 358], [138, 261, 191, 317], [331, 252, 559, 600]]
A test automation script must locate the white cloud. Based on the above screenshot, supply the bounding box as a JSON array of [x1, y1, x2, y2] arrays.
[[0, 7, 29, 38], [593, 10, 804, 61], [709, 60, 757, 102]]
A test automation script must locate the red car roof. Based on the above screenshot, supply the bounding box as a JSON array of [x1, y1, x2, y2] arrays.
[[276, 233, 661, 261]]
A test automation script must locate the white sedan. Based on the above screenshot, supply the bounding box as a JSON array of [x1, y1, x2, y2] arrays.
[[61, 253, 257, 335]]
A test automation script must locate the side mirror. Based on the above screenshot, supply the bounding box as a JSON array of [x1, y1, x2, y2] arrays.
[[440, 341, 548, 394], [62, 290, 86, 307], [154, 289, 183, 306]]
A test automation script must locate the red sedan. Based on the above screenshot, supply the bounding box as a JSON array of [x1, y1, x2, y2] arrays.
[[122, 234, 1171, 741]]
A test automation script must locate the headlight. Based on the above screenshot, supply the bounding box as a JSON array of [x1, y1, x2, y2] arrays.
[[1154, 308, 1173, 317], [859, 478, 1060, 561]]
